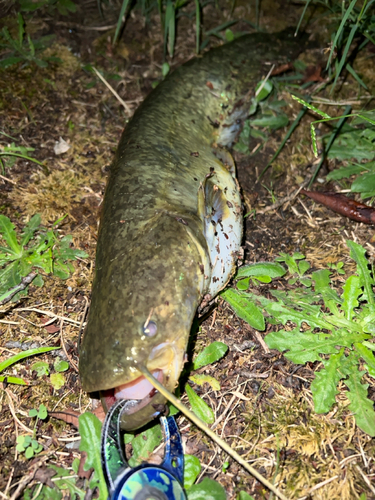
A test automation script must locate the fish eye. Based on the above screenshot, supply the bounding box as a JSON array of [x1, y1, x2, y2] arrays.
[[143, 320, 157, 337]]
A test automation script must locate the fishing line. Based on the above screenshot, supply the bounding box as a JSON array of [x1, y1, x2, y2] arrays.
[[138, 365, 288, 500]]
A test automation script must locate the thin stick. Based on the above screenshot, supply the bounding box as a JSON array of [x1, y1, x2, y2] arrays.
[[138, 366, 288, 500], [15, 308, 80, 325], [0, 273, 37, 306], [92, 67, 132, 115]]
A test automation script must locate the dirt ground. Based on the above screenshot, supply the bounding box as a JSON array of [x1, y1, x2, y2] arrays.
[[1, 0, 375, 498]]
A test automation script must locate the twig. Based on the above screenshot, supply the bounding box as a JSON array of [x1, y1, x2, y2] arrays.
[[15, 308, 80, 325], [257, 183, 308, 215], [59, 317, 79, 373], [92, 67, 132, 115], [5, 389, 33, 434], [0, 273, 37, 306], [0, 174, 16, 185]]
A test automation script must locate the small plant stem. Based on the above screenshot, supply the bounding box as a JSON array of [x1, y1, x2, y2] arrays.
[[138, 365, 288, 500], [308, 105, 351, 187], [0, 272, 37, 305]]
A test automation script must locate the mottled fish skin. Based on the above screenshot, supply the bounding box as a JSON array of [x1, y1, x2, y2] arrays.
[[79, 29, 307, 430]]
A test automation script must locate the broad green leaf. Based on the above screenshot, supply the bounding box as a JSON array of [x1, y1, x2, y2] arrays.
[[38, 404, 48, 420], [312, 269, 341, 313], [342, 275, 361, 320], [298, 260, 310, 275], [347, 240, 375, 311], [237, 278, 250, 290], [20, 214, 41, 247], [185, 384, 215, 424], [251, 112, 288, 130], [327, 130, 375, 161], [79, 412, 108, 499], [236, 262, 286, 279], [355, 343, 375, 379], [187, 477, 226, 500], [190, 374, 220, 391], [193, 342, 228, 370], [128, 423, 162, 467], [50, 373, 65, 390], [351, 172, 375, 194], [184, 454, 201, 489], [326, 163, 369, 181], [311, 349, 344, 413], [265, 327, 368, 364], [54, 358, 69, 372], [0, 260, 21, 300], [221, 288, 265, 331], [265, 301, 331, 330], [0, 215, 22, 255], [345, 368, 375, 437], [31, 361, 49, 377], [255, 80, 273, 102]]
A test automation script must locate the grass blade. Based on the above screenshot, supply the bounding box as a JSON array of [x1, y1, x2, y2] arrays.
[[326, 0, 357, 70], [113, 0, 131, 44]]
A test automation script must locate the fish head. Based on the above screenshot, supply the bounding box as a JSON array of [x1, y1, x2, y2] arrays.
[[79, 214, 206, 430]]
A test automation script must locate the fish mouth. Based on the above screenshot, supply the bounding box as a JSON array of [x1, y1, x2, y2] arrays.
[[101, 369, 164, 414], [99, 343, 184, 430]]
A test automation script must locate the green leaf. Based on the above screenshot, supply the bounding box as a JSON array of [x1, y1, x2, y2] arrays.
[[255, 80, 273, 102], [238, 492, 255, 500], [312, 269, 341, 313], [0, 215, 21, 255], [38, 404, 48, 420], [326, 163, 369, 181], [31, 361, 49, 377], [48, 465, 85, 499], [351, 172, 375, 194], [0, 375, 27, 385], [355, 343, 375, 379], [342, 275, 361, 320], [187, 477, 226, 500], [265, 327, 369, 364], [236, 262, 286, 279], [20, 214, 41, 247], [185, 384, 215, 424], [184, 454, 201, 489], [345, 368, 375, 436], [54, 358, 69, 372], [0, 346, 59, 374], [221, 288, 265, 331], [128, 423, 162, 467], [50, 372, 65, 390], [347, 240, 375, 311], [193, 342, 228, 370], [189, 374, 220, 391], [79, 413, 108, 499], [237, 278, 250, 290], [25, 446, 34, 458], [251, 112, 288, 130], [311, 349, 344, 413]]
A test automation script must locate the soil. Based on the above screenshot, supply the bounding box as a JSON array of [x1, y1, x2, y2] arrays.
[[1, 0, 375, 499]]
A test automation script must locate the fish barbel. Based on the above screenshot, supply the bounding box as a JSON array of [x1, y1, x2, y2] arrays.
[[79, 29, 306, 430]]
